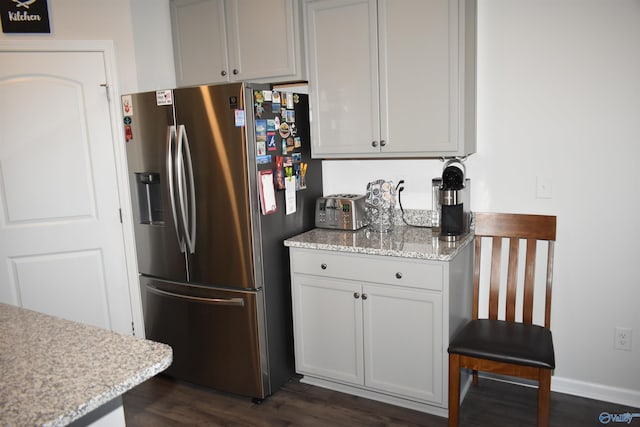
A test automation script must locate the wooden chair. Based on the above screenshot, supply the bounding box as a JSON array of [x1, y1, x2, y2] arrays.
[[448, 212, 557, 427]]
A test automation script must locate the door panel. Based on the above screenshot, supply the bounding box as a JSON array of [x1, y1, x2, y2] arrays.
[[171, 0, 229, 86], [0, 50, 132, 333], [227, 0, 296, 81], [12, 250, 111, 328], [173, 83, 255, 288], [306, 0, 380, 155], [141, 276, 264, 398], [125, 91, 188, 282], [363, 285, 443, 403], [379, 0, 452, 153], [291, 275, 364, 385], [1, 77, 94, 221]]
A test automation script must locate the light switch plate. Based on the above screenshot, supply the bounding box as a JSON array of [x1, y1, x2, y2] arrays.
[[536, 176, 552, 199]]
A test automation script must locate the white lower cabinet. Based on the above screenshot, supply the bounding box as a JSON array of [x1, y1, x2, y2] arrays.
[[289, 246, 472, 415], [364, 285, 442, 403], [292, 276, 365, 385]]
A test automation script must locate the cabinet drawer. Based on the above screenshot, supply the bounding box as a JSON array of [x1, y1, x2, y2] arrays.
[[291, 249, 443, 291]]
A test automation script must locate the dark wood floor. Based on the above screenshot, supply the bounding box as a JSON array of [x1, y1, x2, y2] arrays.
[[123, 375, 638, 426]]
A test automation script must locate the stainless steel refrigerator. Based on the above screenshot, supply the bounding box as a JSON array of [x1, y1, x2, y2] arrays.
[[121, 82, 322, 399]]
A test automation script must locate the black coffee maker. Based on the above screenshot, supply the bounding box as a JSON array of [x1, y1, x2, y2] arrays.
[[438, 160, 470, 241]]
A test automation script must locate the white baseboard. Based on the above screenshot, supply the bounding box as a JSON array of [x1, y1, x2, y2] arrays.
[[299, 376, 448, 417], [478, 373, 640, 408], [551, 376, 640, 409]]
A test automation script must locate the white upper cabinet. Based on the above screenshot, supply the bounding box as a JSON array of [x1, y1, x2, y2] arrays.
[[171, 0, 304, 86], [305, 0, 477, 158], [305, 0, 380, 156]]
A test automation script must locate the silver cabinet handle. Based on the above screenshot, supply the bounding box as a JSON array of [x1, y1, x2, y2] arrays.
[[232, 69, 239, 75], [380, 140, 387, 147], [371, 141, 378, 147], [395, 272, 403, 279], [362, 293, 368, 300], [221, 70, 227, 76], [354, 292, 360, 299], [321, 263, 327, 270]]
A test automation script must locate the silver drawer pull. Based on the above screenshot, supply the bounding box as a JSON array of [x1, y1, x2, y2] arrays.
[[146, 285, 245, 306], [321, 263, 327, 270], [395, 272, 403, 279], [354, 292, 360, 299], [362, 293, 368, 300]]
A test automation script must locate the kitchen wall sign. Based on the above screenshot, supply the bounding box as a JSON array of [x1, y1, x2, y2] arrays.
[[1, 0, 51, 34]]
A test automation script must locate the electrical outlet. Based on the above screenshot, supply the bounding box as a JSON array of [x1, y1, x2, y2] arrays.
[[615, 327, 632, 351]]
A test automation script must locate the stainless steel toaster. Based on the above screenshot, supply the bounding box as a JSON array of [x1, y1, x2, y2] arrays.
[[315, 194, 368, 230]]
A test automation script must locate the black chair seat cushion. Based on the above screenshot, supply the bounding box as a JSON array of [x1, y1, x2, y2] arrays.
[[448, 319, 555, 369]]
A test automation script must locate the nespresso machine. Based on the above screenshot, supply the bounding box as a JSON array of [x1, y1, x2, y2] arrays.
[[433, 160, 471, 241]]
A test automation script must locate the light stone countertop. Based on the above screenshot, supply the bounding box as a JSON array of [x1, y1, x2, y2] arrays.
[[0, 303, 172, 427], [284, 224, 473, 261]]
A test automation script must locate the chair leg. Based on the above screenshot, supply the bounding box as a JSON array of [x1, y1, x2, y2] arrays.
[[537, 369, 552, 427], [448, 353, 461, 427]]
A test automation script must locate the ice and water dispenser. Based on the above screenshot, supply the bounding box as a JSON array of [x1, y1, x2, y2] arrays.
[[135, 172, 164, 225]]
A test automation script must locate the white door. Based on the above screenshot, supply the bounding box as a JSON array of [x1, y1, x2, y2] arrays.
[[306, 0, 381, 156], [226, 0, 297, 81], [0, 49, 133, 334], [171, 0, 229, 86], [378, 0, 452, 154], [291, 275, 364, 385], [363, 284, 443, 404]]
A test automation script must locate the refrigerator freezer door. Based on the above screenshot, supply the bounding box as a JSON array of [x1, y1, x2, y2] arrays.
[[141, 276, 266, 398], [173, 84, 255, 289], [126, 91, 188, 282]]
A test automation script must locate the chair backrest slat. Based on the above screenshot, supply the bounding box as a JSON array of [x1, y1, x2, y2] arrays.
[[523, 238, 537, 324], [488, 237, 502, 320], [505, 237, 519, 322], [473, 237, 481, 320], [544, 242, 555, 328], [472, 212, 556, 326]]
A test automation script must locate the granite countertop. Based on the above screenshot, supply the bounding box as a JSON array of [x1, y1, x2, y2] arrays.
[[0, 303, 172, 427], [284, 224, 473, 261]]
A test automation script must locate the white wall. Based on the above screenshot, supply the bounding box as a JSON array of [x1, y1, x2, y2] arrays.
[[0, 0, 175, 94], [324, 0, 640, 404]]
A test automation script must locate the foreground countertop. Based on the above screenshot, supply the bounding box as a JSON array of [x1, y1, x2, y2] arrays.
[[0, 303, 172, 427], [284, 224, 473, 261]]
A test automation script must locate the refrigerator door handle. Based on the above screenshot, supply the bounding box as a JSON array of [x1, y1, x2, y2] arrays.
[[146, 284, 245, 307], [166, 125, 186, 253], [176, 124, 197, 254]]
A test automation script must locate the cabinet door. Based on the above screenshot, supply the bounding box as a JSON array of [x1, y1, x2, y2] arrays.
[[378, 0, 454, 155], [171, 0, 229, 86], [291, 275, 364, 385], [362, 284, 443, 404], [306, 0, 381, 156], [226, 0, 299, 81]]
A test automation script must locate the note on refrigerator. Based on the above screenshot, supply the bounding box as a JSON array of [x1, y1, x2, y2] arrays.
[[259, 170, 277, 215], [285, 176, 296, 215]]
